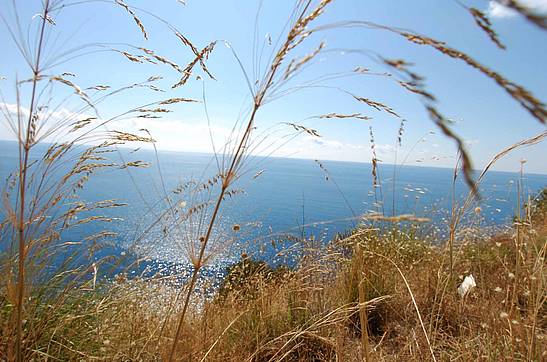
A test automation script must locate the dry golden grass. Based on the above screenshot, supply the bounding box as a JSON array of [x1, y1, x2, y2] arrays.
[[3, 197, 543, 361]]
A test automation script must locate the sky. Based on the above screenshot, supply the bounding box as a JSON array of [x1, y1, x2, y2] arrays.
[[0, 0, 546, 174]]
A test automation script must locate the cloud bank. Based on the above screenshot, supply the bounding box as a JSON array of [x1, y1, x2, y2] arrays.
[[488, 0, 547, 18]]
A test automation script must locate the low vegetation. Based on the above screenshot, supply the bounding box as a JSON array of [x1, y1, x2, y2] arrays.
[[1, 190, 544, 361]]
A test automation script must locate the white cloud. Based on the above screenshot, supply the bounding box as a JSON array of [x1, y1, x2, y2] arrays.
[[0, 102, 233, 153], [0, 102, 484, 171], [488, 1, 517, 18], [114, 117, 233, 154], [0, 108, 376, 166], [488, 0, 547, 18]]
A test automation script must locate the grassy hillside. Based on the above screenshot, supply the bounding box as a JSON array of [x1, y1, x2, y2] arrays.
[[2, 189, 544, 361]]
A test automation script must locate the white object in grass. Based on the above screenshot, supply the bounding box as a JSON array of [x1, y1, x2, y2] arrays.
[[458, 274, 476, 298]]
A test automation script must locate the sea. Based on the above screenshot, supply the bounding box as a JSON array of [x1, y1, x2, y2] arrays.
[[1, 140, 546, 276]]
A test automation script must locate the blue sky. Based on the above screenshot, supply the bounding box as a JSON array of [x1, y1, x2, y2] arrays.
[[1, 0, 546, 174]]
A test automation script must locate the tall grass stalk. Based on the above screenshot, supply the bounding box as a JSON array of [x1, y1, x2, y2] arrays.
[[356, 244, 371, 362], [14, 2, 51, 359], [168, 3, 335, 358], [1, 1, 204, 359]]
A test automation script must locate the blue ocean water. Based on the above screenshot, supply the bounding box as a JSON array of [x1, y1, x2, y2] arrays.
[[1, 140, 546, 269]]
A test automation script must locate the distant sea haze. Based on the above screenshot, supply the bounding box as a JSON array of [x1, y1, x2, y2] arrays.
[[0, 140, 546, 264]]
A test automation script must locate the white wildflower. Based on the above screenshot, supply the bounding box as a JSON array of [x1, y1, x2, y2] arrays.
[[458, 274, 476, 298]]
